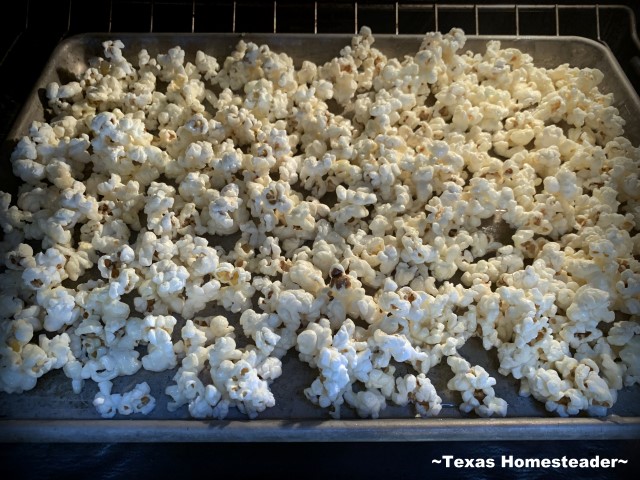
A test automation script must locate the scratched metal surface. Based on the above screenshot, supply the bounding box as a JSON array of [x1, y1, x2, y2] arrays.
[[0, 34, 639, 441]]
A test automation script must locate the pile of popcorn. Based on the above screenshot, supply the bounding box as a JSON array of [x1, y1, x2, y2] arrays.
[[1, 27, 638, 420]]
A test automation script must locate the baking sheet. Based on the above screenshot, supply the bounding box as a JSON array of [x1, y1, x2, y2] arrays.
[[0, 33, 639, 441]]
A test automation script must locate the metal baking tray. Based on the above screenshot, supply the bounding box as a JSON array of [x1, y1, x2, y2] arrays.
[[1, 33, 639, 442]]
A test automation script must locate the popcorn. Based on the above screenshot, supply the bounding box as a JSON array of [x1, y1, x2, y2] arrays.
[[287, 259, 326, 295], [523, 367, 588, 416], [80, 347, 142, 384], [92, 380, 121, 418], [205, 183, 247, 235], [522, 354, 619, 417], [447, 355, 508, 417], [0, 331, 73, 394], [93, 380, 156, 418], [149, 259, 190, 296], [607, 321, 640, 387], [1, 28, 637, 422], [38, 286, 79, 332], [297, 319, 371, 417], [213, 352, 279, 418], [195, 50, 219, 81], [392, 374, 443, 417], [165, 317, 229, 416], [22, 247, 68, 291], [343, 388, 387, 419], [619, 335, 640, 387], [140, 314, 178, 372], [369, 329, 431, 375], [166, 305, 283, 419]]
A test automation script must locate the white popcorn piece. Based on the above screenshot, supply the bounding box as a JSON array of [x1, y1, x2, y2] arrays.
[[80, 347, 142, 384], [392, 373, 443, 417], [296, 319, 372, 416], [93, 380, 156, 418], [92, 381, 121, 418], [37, 287, 79, 332], [619, 335, 640, 387], [447, 355, 508, 417], [369, 330, 431, 375], [343, 388, 387, 419], [287, 259, 326, 295], [195, 50, 219, 81], [0, 330, 73, 394], [139, 315, 178, 372], [22, 247, 68, 291]]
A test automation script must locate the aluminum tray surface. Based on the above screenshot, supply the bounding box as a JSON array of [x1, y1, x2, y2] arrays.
[[0, 33, 639, 442]]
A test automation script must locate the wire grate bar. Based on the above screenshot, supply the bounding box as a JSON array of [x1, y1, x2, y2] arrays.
[[395, 2, 398, 35], [394, 0, 636, 43], [314, 1, 318, 34], [25, 0, 30, 30], [0, 0, 30, 68], [149, 1, 154, 33], [108, 0, 113, 33], [232, 1, 236, 34], [66, 0, 73, 37], [395, 4, 630, 12], [474, 4, 479, 35], [191, 0, 195, 33]]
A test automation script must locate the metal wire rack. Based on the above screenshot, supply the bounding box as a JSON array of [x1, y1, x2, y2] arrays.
[[3, 2, 640, 47], [127, 2, 640, 51]]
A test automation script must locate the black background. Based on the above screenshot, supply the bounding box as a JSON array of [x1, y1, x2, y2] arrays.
[[1, 440, 639, 479], [1, 1, 639, 479]]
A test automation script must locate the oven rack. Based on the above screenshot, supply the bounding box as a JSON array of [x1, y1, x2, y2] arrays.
[[3, 3, 640, 57]]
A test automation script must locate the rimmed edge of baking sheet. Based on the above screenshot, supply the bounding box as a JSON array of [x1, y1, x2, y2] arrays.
[[1, 417, 639, 442], [1, 32, 639, 441]]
